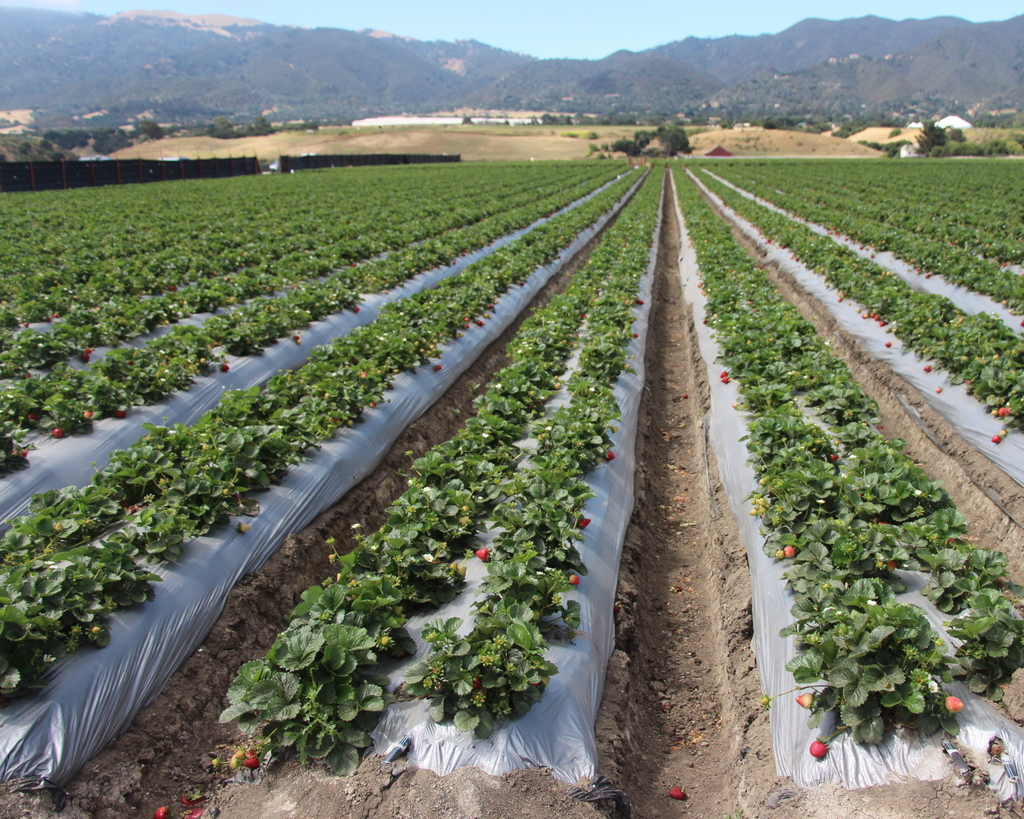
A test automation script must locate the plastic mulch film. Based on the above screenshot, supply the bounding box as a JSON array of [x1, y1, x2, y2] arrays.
[[0, 172, 646, 786], [701, 169, 1024, 335], [673, 170, 1024, 799], [689, 171, 1024, 492], [0, 172, 632, 531], [369, 176, 663, 785]]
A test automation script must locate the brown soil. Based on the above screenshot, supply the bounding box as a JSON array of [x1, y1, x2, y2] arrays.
[[2, 175, 1022, 819]]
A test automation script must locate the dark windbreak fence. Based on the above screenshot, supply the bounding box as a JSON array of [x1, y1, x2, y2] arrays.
[[278, 153, 460, 172], [0, 156, 261, 193]]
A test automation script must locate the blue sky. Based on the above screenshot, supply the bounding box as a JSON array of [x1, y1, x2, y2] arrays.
[[3, 0, 1020, 59]]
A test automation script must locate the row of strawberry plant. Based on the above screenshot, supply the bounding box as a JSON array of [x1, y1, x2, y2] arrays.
[[219, 172, 660, 771], [0, 163, 616, 330], [699, 164, 1024, 314], [0, 165, 621, 375], [404, 177, 660, 736], [0, 169, 625, 466], [677, 171, 1024, 749], [0, 171, 640, 699], [694, 171, 1024, 438], [702, 159, 1024, 266]]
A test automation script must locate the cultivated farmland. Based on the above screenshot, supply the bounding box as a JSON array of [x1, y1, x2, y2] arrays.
[[2, 160, 1024, 819]]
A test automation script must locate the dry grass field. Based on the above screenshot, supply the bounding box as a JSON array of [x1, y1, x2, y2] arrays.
[[111, 123, 880, 162], [110, 125, 637, 162], [689, 126, 879, 157]]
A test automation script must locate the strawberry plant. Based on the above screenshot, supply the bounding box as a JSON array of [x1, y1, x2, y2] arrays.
[[221, 170, 660, 765], [676, 168, 1024, 748]]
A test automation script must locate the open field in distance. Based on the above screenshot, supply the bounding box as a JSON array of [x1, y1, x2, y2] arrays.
[[110, 124, 880, 162]]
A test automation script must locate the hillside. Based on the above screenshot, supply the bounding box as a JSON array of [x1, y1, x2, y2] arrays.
[[709, 15, 1024, 117], [652, 15, 970, 86], [0, 8, 1022, 125], [464, 51, 722, 115]]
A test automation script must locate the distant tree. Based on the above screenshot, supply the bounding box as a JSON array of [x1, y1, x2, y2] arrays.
[[137, 119, 165, 140], [657, 125, 691, 156], [210, 116, 235, 139], [611, 138, 641, 156], [461, 116, 473, 125], [947, 127, 965, 143], [91, 128, 131, 155], [633, 130, 656, 150], [249, 116, 274, 136], [42, 129, 90, 150], [916, 121, 947, 154]]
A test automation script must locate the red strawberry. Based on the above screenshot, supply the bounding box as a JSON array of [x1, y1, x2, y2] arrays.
[[568, 574, 580, 586], [795, 693, 813, 709], [353, 305, 360, 313], [243, 756, 259, 769], [81, 351, 90, 362], [605, 451, 615, 461], [681, 394, 688, 399], [993, 435, 1002, 444], [434, 364, 442, 371], [27, 413, 38, 421], [923, 365, 932, 373], [168, 284, 177, 292], [473, 677, 482, 689], [935, 387, 943, 394], [885, 342, 892, 348], [115, 410, 127, 419], [887, 560, 898, 570], [636, 299, 644, 306], [185, 809, 204, 819], [829, 453, 839, 462], [633, 333, 638, 338], [999, 407, 1012, 418], [809, 740, 829, 759], [293, 334, 302, 343], [578, 517, 592, 528], [220, 363, 230, 372], [668, 786, 686, 800], [475, 547, 490, 562], [945, 696, 964, 713], [83, 410, 94, 420], [153, 808, 169, 819], [52, 428, 65, 439], [783, 546, 796, 558], [181, 794, 204, 807]]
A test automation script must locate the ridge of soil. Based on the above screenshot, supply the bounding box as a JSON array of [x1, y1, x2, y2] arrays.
[[3, 173, 1022, 819]]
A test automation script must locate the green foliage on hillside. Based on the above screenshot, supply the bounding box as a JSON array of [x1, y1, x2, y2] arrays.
[[1, 8, 1022, 125]]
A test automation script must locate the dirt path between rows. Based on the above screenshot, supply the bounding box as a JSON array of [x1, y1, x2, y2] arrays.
[[4, 174, 1024, 819]]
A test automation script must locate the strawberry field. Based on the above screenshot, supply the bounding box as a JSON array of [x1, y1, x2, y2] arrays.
[[3, 159, 1024, 819]]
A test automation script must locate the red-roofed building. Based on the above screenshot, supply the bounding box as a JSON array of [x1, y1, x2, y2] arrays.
[[705, 145, 733, 157]]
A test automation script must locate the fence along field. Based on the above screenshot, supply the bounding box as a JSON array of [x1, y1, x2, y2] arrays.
[[0, 153, 457, 193]]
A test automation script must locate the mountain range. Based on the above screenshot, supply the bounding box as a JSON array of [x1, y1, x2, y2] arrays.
[[0, 8, 1021, 126]]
